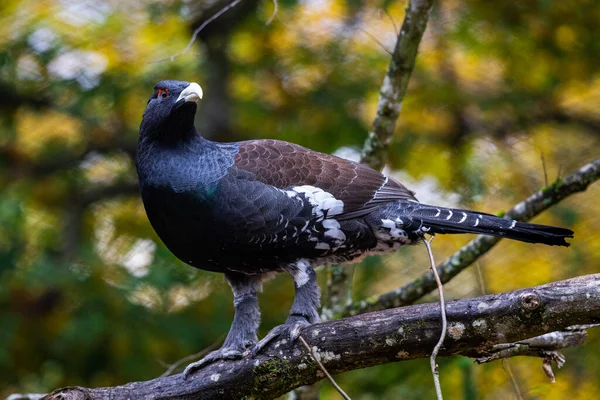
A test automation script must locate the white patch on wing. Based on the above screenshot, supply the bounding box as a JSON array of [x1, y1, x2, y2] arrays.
[[445, 210, 453, 220], [377, 218, 410, 244], [381, 219, 395, 230], [289, 185, 344, 219], [509, 220, 517, 229], [458, 212, 467, 223], [322, 219, 346, 242]]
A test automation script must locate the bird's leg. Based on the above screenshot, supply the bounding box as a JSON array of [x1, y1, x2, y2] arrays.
[[184, 272, 262, 378], [252, 260, 320, 355]]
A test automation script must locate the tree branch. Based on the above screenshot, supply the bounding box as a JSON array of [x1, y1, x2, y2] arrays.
[[34, 274, 600, 400], [322, 0, 435, 332], [345, 158, 600, 315], [360, 0, 434, 171], [474, 324, 599, 382]]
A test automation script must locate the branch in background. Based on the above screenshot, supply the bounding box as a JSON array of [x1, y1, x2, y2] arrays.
[[321, 265, 355, 321], [345, 158, 600, 315], [322, 0, 435, 335], [323, 2, 433, 394], [360, 0, 435, 171], [31, 274, 600, 400]]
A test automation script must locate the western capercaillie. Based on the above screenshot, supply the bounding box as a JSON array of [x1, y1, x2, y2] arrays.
[[136, 80, 574, 377]]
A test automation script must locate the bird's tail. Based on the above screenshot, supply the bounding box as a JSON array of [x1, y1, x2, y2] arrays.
[[395, 201, 573, 247]]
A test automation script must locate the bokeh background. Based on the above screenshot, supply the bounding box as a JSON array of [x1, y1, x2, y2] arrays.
[[1, 0, 599, 398]]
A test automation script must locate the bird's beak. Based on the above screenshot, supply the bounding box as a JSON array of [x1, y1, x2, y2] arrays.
[[177, 82, 203, 103]]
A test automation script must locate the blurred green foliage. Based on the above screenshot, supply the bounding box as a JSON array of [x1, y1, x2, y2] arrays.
[[1, 0, 599, 398]]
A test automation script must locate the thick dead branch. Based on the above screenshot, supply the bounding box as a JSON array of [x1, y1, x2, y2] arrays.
[[35, 274, 600, 400], [346, 158, 600, 315]]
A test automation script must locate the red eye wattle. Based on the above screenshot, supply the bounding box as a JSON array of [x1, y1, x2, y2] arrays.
[[157, 88, 170, 99]]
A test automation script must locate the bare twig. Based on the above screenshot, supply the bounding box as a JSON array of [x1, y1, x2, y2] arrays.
[[541, 153, 548, 186], [359, 28, 393, 55], [265, 0, 278, 25], [502, 359, 524, 400], [475, 262, 487, 295], [475, 326, 593, 383], [424, 236, 445, 400], [159, 339, 222, 377], [384, 9, 399, 36], [298, 336, 351, 400], [345, 158, 600, 315], [153, 0, 243, 63]]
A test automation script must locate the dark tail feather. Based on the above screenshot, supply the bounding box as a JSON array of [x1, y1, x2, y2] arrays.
[[399, 202, 574, 247]]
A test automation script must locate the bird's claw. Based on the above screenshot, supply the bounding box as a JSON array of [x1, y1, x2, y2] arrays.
[[183, 347, 246, 379], [252, 317, 312, 357]]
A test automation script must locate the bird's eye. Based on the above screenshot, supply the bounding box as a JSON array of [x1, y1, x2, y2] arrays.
[[157, 88, 170, 99]]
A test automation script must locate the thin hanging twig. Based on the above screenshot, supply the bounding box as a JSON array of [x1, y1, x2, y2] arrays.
[[541, 153, 548, 187], [265, 0, 279, 25], [475, 261, 487, 295], [424, 236, 446, 400], [502, 359, 525, 400], [153, 0, 243, 63], [298, 335, 352, 400]]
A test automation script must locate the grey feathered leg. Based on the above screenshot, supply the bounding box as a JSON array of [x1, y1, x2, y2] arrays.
[[252, 260, 320, 355], [184, 272, 263, 378]]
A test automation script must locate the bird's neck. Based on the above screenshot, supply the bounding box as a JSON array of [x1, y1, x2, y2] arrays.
[[158, 125, 198, 145], [136, 132, 237, 192]]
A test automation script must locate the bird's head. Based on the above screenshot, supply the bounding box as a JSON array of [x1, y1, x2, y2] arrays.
[[139, 80, 203, 142]]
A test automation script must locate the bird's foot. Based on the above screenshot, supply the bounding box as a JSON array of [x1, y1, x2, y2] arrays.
[[252, 315, 312, 357], [183, 346, 248, 379]]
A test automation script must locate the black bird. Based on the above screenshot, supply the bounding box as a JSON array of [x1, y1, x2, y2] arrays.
[[136, 80, 574, 376]]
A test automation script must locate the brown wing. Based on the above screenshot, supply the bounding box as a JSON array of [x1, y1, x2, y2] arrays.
[[234, 139, 417, 219]]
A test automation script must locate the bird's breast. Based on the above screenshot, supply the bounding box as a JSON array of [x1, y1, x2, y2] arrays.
[[140, 185, 224, 270]]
